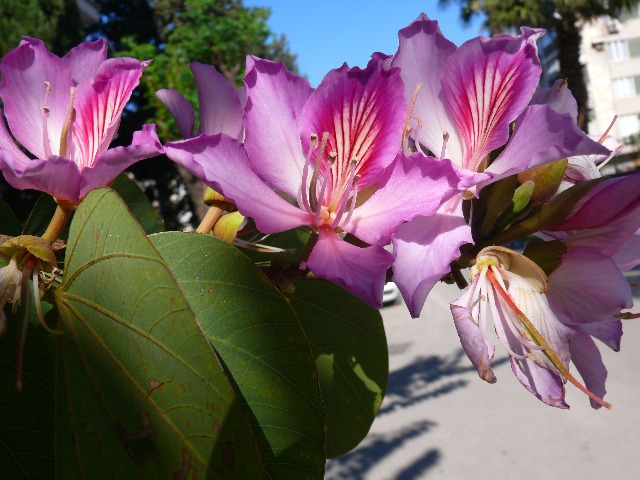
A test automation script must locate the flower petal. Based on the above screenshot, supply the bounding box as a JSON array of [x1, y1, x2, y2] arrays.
[[510, 357, 569, 409], [547, 248, 633, 325], [243, 57, 313, 197], [442, 28, 544, 171], [192, 62, 243, 139], [347, 153, 476, 245], [482, 105, 610, 186], [72, 57, 151, 169], [156, 89, 195, 139], [529, 78, 578, 120], [574, 321, 622, 352], [392, 199, 472, 317], [79, 124, 163, 201], [165, 134, 313, 233], [0, 110, 31, 168], [0, 154, 82, 202], [300, 55, 406, 190], [62, 39, 108, 83], [451, 282, 497, 383], [305, 226, 393, 307], [392, 14, 461, 164], [569, 334, 608, 409], [0, 37, 72, 159]]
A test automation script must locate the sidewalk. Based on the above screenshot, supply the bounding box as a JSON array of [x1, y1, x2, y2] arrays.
[[326, 277, 640, 480]]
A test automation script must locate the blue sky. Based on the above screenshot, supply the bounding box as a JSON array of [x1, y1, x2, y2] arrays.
[[244, 1, 486, 86]]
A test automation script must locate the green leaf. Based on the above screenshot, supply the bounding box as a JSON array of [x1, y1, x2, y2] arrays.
[[55, 188, 265, 478], [151, 232, 326, 480], [289, 279, 388, 458], [0, 198, 22, 236], [0, 322, 56, 479], [111, 174, 165, 234]]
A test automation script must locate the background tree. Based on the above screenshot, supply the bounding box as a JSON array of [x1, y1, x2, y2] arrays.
[[439, 0, 640, 130]]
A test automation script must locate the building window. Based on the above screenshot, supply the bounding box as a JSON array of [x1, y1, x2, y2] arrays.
[[607, 40, 630, 61], [613, 77, 636, 98], [617, 113, 640, 142]]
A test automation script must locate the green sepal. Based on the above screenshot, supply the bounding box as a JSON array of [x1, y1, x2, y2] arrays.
[[0, 235, 57, 266], [518, 158, 568, 204], [523, 239, 567, 277]]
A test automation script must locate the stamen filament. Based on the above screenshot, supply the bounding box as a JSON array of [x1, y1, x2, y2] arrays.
[[598, 115, 618, 143], [440, 132, 449, 161], [341, 175, 360, 228], [333, 158, 358, 226], [402, 82, 422, 154], [309, 132, 329, 212], [314, 154, 335, 226], [32, 270, 63, 335], [486, 268, 612, 409], [59, 87, 76, 158], [301, 134, 319, 213]]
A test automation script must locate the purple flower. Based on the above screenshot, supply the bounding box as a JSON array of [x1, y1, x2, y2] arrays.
[[163, 55, 467, 306], [388, 14, 609, 317], [451, 246, 611, 409], [0, 38, 162, 205]]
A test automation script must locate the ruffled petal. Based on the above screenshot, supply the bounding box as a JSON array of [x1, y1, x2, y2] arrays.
[[569, 334, 608, 409], [165, 134, 313, 233], [192, 62, 243, 139], [62, 39, 108, 84], [392, 199, 472, 317], [482, 105, 610, 186], [0, 154, 83, 202], [0, 37, 72, 159], [243, 57, 313, 197], [156, 89, 195, 139], [451, 282, 497, 383], [347, 153, 474, 245], [547, 248, 633, 325], [79, 124, 163, 201], [510, 357, 569, 409], [305, 226, 393, 307], [442, 28, 544, 171], [574, 321, 622, 352], [392, 14, 461, 164], [529, 78, 578, 120], [72, 57, 151, 169], [300, 55, 406, 190]]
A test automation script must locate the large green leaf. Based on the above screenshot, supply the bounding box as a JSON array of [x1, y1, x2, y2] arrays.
[[55, 188, 265, 478], [289, 279, 388, 458], [151, 232, 326, 480], [111, 174, 165, 234], [0, 323, 56, 479]]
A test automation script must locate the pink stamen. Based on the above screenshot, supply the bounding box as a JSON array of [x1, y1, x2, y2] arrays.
[[341, 174, 360, 228], [314, 154, 335, 226], [309, 132, 330, 212], [301, 133, 319, 213], [333, 158, 358, 227]]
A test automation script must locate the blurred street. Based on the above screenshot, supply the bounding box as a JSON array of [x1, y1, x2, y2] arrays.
[[326, 272, 640, 480]]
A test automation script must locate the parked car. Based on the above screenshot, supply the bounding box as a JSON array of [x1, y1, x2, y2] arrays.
[[382, 281, 400, 307]]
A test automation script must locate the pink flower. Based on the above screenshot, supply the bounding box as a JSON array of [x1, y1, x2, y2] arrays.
[[451, 246, 611, 409], [0, 38, 162, 205], [389, 15, 609, 317], [163, 55, 467, 306]]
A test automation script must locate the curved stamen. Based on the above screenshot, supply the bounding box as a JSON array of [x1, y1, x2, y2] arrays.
[[32, 269, 63, 335], [309, 132, 329, 212], [301, 133, 319, 213], [333, 158, 358, 226], [314, 153, 336, 226], [42, 81, 53, 158], [340, 174, 360, 228], [59, 87, 76, 159]]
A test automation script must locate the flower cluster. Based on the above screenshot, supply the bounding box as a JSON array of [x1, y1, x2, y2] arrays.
[[1, 14, 638, 410]]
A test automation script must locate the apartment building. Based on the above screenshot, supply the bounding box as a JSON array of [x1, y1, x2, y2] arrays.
[[580, 6, 640, 172]]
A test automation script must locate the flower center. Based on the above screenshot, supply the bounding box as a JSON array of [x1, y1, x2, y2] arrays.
[[300, 132, 360, 229]]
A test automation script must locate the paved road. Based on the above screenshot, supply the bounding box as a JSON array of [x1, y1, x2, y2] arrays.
[[326, 273, 640, 480]]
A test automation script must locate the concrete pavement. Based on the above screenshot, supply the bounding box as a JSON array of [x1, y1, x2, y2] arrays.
[[326, 273, 640, 480]]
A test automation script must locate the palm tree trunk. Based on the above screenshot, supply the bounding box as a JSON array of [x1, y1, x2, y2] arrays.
[[555, 15, 589, 131]]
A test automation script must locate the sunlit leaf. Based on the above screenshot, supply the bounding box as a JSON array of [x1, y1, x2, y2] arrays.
[[151, 232, 326, 480], [289, 279, 388, 458], [55, 188, 265, 478], [111, 174, 165, 234]]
